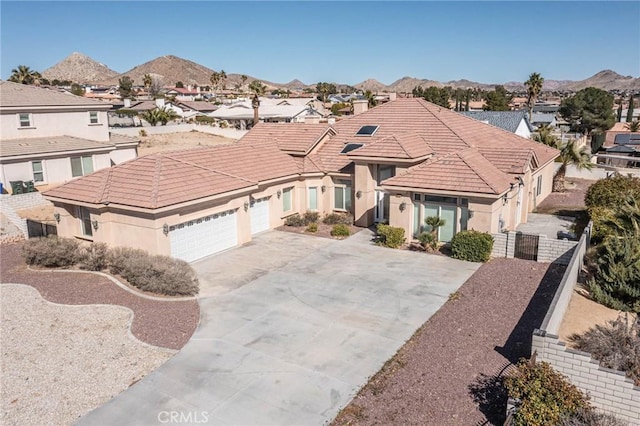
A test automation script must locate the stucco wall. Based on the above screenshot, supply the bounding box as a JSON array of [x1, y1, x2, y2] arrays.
[[1, 110, 110, 141], [109, 123, 247, 140]]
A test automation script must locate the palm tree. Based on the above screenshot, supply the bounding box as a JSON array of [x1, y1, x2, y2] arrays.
[[219, 70, 227, 91], [524, 72, 544, 121], [553, 139, 593, 192], [248, 80, 266, 96], [9, 65, 39, 84], [143, 74, 152, 94], [625, 120, 640, 132], [532, 125, 559, 146], [241, 75, 248, 91]]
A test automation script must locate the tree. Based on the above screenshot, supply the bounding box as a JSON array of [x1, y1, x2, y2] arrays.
[[483, 85, 511, 111], [465, 89, 470, 111], [365, 90, 378, 108], [413, 86, 450, 108], [532, 125, 559, 146], [316, 82, 337, 102], [524, 72, 544, 120], [626, 120, 640, 132], [241, 75, 248, 91], [70, 83, 85, 96], [617, 98, 624, 122], [118, 76, 134, 100], [210, 71, 220, 91], [559, 87, 615, 135], [219, 69, 227, 90], [149, 77, 162, 99], [9, 65, 40, 85], [175, 81, 184, 88], [627, 94, 635, 123], [553, 139, 593, 192], [143, 74, 152, 93], [248, 80, 266, 96]]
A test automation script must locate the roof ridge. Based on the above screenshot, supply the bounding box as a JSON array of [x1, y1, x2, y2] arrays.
[[96, 167, 114, 204], [458, 148, 508, 193], [164, 153, 257, 185], [150, 157, 163, 209], [415, 99, 471, 148]]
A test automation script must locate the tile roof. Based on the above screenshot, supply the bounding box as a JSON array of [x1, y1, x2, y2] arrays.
[[383, 148, 514, 195], [178, 101, 217, 112], [461, 110, 533, 133], [0, 81, 109, 108], [239, 122, 333, 155], [0, 134, 139, 158], [347, 133, 434, 160]]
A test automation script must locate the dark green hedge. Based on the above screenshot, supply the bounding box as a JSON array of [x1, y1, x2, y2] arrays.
[[451, 230, 493, 262]]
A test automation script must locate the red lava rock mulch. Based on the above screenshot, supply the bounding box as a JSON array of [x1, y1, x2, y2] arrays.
[[536, 178, 591, 213], [333, 258, 566, 426], [0, 242, 199, 350]]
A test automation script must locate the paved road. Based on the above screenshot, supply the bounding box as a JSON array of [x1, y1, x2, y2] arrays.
[[78, 230, 479, 425]]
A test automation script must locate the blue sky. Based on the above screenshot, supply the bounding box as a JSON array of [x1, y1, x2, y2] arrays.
[[1, 1, 639, 85]]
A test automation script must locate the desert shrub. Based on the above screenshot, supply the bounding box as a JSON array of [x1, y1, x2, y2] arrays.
[[418, 231, 437, 251], [587, 236, 640, 313], [77, 242, 109, 271], [284, 213, 306, 227], [194, 115, 215, 124], [331, 224, 350, 237], [585, 175, 640, 241], [306, 222, 318, 233], [376, 224, 405, 248], [322, 212, 354, 225], [138, 129, 147, 137], [451, 230, 494, 262], [219, 120, 229, 128], [558, 408, 626, 426], [107, 247, 198, 296], [23, 236, 79, 267], [569, 315, 640, 385], [302, 211, 320, 225], [505, 360, 590, 426]]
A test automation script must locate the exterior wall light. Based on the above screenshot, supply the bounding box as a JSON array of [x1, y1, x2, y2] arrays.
[[321, 185, 326, 193], [92, 220, 99, 231], [163, 223, 169, 235], [356, 190, 362, 199], [244, 201, 249, 212], [277, 190, 282, 199], [399, 202, 407, 212], [53, 212, 61, 223]]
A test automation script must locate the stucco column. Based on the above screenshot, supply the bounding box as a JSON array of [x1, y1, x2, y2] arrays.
[[353, 163, 375, 227]]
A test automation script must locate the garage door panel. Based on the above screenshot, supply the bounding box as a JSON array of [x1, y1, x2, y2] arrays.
[[170, 210, 238, 262], [250, 197, 270, 235]]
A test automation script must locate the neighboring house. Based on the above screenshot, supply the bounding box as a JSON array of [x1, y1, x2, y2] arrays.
[[530, 112, 558, 128], [210, 101, 324, 129], [165, 87, 201, 101], [532, 103, 560, 114], [0, 81, 139, 192], [166, 101, 218, 120], [44, 98, 558, 263], [461, 110, 534, 139], [599, 124, 640, 168]]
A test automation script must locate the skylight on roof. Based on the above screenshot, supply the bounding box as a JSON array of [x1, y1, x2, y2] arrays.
[[340, 143, 364, 154], [355, 125, 379, 136]]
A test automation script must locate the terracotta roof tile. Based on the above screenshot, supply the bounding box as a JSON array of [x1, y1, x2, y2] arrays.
[[1, 134, 139, 158], [239, 122, 333, 155], [347, 133, 434, 160], [0, 81, 110, 108]]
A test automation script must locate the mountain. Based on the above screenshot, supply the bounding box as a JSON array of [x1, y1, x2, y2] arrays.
[[387, 76, 442, 93], [562, 70, 640, 91], [354, 79, 389, 92], [280, 79, 310, 90], [42, 52, 119, 84], [100, 55, 216, 86]]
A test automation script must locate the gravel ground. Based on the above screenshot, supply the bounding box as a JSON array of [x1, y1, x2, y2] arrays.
[[332, 258, 566, 426], [535, 178, 590, 213], [1, 284, 174, 426], [0, 242, 199, 349]]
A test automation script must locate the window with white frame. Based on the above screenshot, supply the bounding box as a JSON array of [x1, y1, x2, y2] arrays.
[[18, 113, 31, 127], [308, 187, 318, 210], [89, 111, 99, 124], [71, 156, 94, 177], [334, 179, 352, 211], [32, 161, 44, 182], [78, 207, 93, 237], [536, 175, 542, 196], [282, 187, 293, 212]]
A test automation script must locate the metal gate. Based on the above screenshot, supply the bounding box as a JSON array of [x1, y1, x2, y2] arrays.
[[514, 232, 539, 261], [27, 220, 57, 238]]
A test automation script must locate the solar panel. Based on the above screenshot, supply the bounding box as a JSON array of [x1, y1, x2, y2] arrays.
[[340, 143, 363, 154], [355, 125, 379, 136]]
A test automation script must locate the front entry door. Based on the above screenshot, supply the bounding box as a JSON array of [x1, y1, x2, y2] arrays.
[[375, 190, 390, 223]]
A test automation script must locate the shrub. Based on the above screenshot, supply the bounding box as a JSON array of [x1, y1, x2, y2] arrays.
[[77, 242, 109, 271], [107, 247, 199, 296], [585, 175, 640, 241], [306, 223, 318, 233], [194, 115, 215, 124], [569, 315, 640, 385], [418, 232, 437, 251], [505, 360, 590, 426], [322, 212, 354, 225], [23, 236, 79, 267], [138, 129, 147, 137], [331, 224, 350, 237], [302, 211, 320, 225], [284, 213, 306, 227], [376, 224, 406, 248], [451, 230, 493, 262], [558, 408, 627, 426]]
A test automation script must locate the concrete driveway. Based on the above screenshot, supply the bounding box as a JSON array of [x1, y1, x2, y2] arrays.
[[79, 229, 479, 425]]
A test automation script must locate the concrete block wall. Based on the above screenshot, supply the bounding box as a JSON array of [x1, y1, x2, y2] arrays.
[[532, 333, 640, 424], [0, 192, 51, 238], [491, 233, 508, 257], [537, 235, 578, 265]]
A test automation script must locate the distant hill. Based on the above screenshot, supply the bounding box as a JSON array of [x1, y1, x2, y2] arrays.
[[387, 76, 442, 93], [562, 70, 640, 91], [42, 52, 119, 84], [354, 79, 389, 92], [100, 55, 216, 86]]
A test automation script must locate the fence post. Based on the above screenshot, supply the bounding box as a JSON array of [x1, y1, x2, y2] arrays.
[[506, 231, 516, 258]]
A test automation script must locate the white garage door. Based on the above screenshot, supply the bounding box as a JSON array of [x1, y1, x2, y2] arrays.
[[250, 197, 270, 235], [169, 210, 238, 262]]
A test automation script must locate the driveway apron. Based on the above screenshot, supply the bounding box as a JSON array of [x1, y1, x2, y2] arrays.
[[78, 230, 479, 425]]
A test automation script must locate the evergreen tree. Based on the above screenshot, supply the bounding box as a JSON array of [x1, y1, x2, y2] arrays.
[[483, 86, 511, 111], [465, 90, 470, 111], [617, 99, 623, 122], [559, 87, 615, 134], [627, 94, 635, 122]]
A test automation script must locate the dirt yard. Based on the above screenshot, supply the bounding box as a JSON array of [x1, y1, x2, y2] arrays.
[[137, 131, 236, 156]]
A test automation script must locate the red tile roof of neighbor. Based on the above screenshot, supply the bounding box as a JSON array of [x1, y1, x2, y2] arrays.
[[44, 98, 559, 209]]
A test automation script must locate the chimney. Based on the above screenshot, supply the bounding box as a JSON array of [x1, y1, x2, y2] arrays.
[[155, 98, 165, 108], [124, 98, 131, 108], [252, 95, 260, 124], [187, 84, 193, 92], [388, 92, 397, 101], [353, 99, 368, 115]]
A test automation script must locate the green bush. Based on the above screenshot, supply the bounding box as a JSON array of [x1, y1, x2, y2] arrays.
[[284, 213, 306, 227], [585, 175, 640, 241], [194, 115, 215, 124], [505, 360, 590, 426], [418, 232, 437, 251], [23, 236, 79, 267], [558, 408, 626, 426], [451, 230, 493, 262], [77, 242, 109, 271], [107, 247, 199, 296], [306, 223, 318, 233], [322, 212, 353, 225], [302, 211, 320, 225], [376, 224, 406, 248], [569, 315, 640, 385], [331, 224, 350, 237]]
